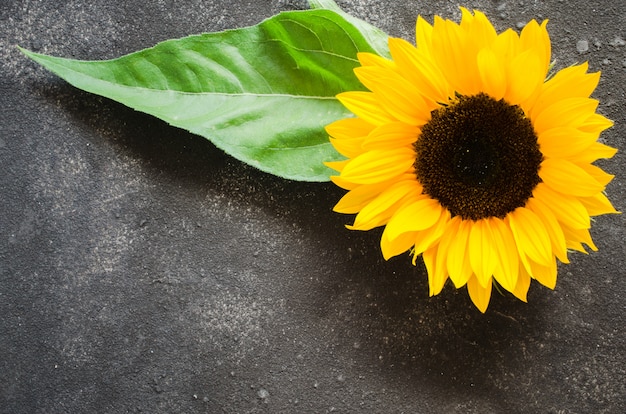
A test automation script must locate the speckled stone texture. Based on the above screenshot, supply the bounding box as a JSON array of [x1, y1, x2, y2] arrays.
[[1, 1, 625, 413]]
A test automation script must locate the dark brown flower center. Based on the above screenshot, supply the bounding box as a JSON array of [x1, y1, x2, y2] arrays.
[[414, 93, 542, 220]]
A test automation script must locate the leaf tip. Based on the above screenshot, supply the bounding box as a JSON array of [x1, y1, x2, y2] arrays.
[[16, 45, 42, 62], [308, 0, 343, 13]]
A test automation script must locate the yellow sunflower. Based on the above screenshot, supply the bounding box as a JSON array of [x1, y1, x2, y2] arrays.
[[326, 8, 618, 312]]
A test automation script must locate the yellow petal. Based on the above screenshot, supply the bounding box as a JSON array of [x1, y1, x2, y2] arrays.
[[349, 179, 419, 230], [527, 257, 558, 289], [507, 207, 553, 269], [537, 127, 599, 159], [520, 20, 551, 76], [423, 245, 448, 297], [337, 92, 395, 126], [415, 15, 434, 53], [580, 192, 619, 216], [380, 227, 417, 260], [325, 160, 349, 174], [477, 47, 507, 100], [469, 218, 498, 288], [385, 196, 443, 240], [566, 142, 617, 163], [562, 226, 598, 252], [532, 183, 591, 229], [531, 63, 599, 118], [333, 179, 398, 214], [578, 163, 615, 187], [363, 122, 419, 151], [549, 63, 599, 95], [492, 28, 520, 61], [461, 9, 498, 48], [388, 37, 451, 105], [526, 197, 569, 264], [532, 97, 599, 133], [539, 158, 604, 197], [431, 16, 480, 95], [329, 137, 364, 158], [446, 218, 473, 288], [490, 217, 520, 293], [357, 52, 395, 69], [354, 66, 430, 126], [325, 117, 375, 140], [505, 49, 545, 105], [329, 175, 359, 192], [511, 265, 531, 302], [412, 207, 451, 258], [340, 148, 414, 184], [467, 274, 492, 313], [578, 113, 614, 134]]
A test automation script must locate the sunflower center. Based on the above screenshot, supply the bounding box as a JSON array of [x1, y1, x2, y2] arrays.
[[414, 93, 542, 220]]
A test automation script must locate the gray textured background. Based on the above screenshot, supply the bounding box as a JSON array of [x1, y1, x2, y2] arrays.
[[1, 0, 625, 413]]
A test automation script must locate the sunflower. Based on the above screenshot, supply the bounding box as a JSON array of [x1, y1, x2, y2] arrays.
[[325, 8, 617, 312]]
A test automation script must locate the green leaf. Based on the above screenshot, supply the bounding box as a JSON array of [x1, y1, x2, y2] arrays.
[[308, 0, 344, 13], [308, 0, 390, 58], [21, 8, 389, 181]]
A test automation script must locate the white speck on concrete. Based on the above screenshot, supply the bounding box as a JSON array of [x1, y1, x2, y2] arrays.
[[257, 388, 270, 400], [577, 39, 589, 53]]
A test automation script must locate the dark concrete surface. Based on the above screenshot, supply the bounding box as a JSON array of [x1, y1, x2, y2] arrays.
[[1, 0, 625, 413]]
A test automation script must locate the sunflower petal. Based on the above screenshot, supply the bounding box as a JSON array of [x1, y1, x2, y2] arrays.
[[446, 218, 473, 288], [357, 52, 395, 69], [329, 137, 364, 158], [385, 196, 443, 240], [562, 226, 598, 252], [380, 227, 417, 260], [424, 245, 448, 296], [580, 192, 619, 216], [412, 207, 451, 258], [337, 92, 395, 126], [505, 49, 545, 105], [462, 9, 498, 47], [533, 97, 599, 133], [432, 16, 480, 95], [477, 47, 507, 100], [340, 148, 415, 184], [531, 63, 599, 118], [415, 15, 434, 52], [533, 184, 591, 229], [334, 180, 397, 214], [490, 217, 520, 292], [539, 158, 605, 197], [469, 218, 498, 288], [526, 197, 569, 264], [527, 257, 558, 289], [354, 66, 431, 126], [388, 37, 451, 105], [348, 179, 419, 230], [467, 275, 492, 313], [537, 127, 599, 159], [507, 207, 553, 269], [578, 113, 614, 134], [545, 63, 598, 98], [325, 160, 349, 174], [578, 163, 615, 187], [326, 117, 375, 140], [567, 142, 617, 163], [363, 122, 419, 151], [492, 28, 520, 61], [511, 265, 531, 302], [520, 20, 551, 75]]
